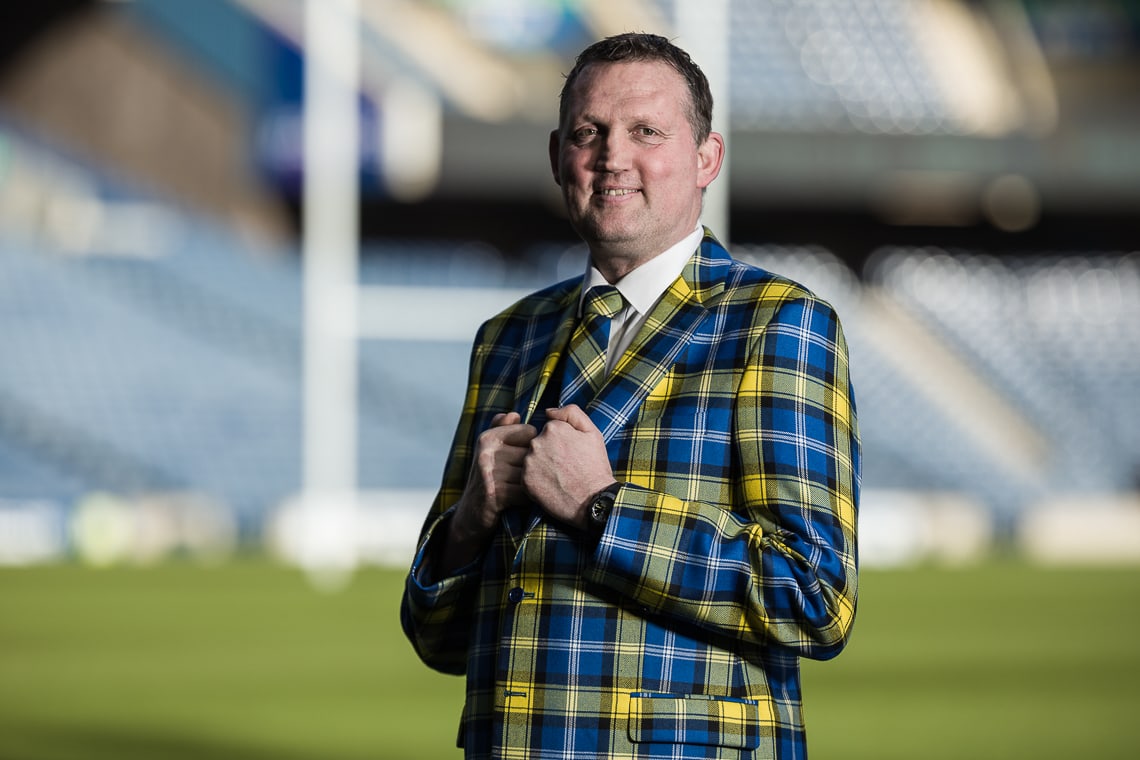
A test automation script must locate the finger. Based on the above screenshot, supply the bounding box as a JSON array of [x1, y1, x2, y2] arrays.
[[478, 421, 537, 451], [498, 423, 539, 446], [499, 461, 525, 485], [544, 404, 597, 433], [491, 411, 522, 427]]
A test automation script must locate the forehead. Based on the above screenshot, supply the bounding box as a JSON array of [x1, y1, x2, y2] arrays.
[[564, 60, 691, 120]]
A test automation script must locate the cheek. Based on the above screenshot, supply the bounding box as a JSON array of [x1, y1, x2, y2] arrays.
[[646, 168, 692, 203], [561, 150, 594, 181], [643, 150, 691, 185], [561, 166, 590, 193]]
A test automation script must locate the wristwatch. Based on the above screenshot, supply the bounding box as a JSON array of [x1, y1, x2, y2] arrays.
[[588, 483, 622, 529]]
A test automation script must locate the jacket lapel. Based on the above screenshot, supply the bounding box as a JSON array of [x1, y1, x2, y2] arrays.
[[513, 285, 581, 426], [502, 234, 731, 545], [586, 233, 731, 444]]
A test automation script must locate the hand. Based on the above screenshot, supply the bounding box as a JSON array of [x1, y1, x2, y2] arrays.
[[445, 412, 537, 570], [524, 404, 616, 530]]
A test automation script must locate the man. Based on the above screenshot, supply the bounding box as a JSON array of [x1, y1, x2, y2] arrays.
[[402, 32, 859, 759]]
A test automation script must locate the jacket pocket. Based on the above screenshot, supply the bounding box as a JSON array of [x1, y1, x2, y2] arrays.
[[627, 692, 761, 751]]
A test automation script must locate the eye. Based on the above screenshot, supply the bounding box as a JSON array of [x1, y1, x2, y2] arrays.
[[632, 126, 666, 143], [571, 127, 598, 143]]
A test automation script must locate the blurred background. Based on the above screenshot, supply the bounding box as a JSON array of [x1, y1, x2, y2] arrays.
[[1, 0, 1137, 571], [0, 0, 1138, 757]]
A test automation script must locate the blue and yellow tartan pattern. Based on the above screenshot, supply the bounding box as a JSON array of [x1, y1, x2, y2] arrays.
[[402, 230, 860, 759], [560, 284, 624, 407]]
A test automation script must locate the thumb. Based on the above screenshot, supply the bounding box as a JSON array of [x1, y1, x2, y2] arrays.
[[545, 403, 596, 433]]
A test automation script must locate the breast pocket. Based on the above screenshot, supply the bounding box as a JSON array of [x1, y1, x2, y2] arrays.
[[627, 692, 769, 756]]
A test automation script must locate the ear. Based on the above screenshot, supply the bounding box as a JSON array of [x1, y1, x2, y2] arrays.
[[696, 131, 725, 189], [548, 130, 562, 186]]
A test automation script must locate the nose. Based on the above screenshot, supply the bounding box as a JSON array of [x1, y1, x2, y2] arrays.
[[594, 131, 631, 172]]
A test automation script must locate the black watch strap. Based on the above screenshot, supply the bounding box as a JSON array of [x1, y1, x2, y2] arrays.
[[588, 483, 622, 529]]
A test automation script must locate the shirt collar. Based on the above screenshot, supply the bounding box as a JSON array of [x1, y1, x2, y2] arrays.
[[579, 224, 704, 317]]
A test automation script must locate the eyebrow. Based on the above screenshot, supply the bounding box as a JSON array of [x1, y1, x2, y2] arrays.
[[573, 112, 665, 127]]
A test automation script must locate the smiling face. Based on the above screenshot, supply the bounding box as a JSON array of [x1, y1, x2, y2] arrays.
[[550, 60, 724, 280]]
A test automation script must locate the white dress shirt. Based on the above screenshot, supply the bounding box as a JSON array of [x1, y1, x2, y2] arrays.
[[578, 223, 705, 376]]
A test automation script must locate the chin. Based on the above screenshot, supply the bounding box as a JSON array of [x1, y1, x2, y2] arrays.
[[583, 219, 641, 244]]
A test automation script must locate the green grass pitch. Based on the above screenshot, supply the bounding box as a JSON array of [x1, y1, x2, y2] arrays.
[[1, 559, 1137, 759]]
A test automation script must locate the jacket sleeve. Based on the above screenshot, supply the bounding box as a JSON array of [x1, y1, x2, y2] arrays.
[[399, 326, 494, 674], [585, 296, 860, 660], [400, 505, 482, 675]]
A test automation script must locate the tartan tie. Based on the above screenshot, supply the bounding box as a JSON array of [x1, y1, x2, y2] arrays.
[[559, 285, 624, 408]]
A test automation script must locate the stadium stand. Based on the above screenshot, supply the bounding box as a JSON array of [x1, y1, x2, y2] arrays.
[[8, 171, 1136, 556], [869, 247, 1140, 498], [1, 1, 1137, 567], [3, 120, 1138, 560], [654, 0, 1047, 135]]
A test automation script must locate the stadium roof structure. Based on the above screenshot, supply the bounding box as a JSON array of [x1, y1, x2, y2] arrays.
[[2, 0, 1138, 245]]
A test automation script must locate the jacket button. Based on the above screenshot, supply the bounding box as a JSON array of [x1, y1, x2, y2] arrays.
[[507, 587, 525, 604]]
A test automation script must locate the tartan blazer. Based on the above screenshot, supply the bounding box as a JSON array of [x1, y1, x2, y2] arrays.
[[402, 231, 860, 759]]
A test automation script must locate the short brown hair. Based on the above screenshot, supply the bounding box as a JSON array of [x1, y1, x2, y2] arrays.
[[558, 32, 714, 144]]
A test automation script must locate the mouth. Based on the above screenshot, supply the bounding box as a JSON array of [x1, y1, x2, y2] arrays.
[[595, 188, 639, 198]]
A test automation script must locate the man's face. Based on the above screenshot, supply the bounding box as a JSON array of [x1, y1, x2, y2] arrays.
[[550, 60, 723, 274]]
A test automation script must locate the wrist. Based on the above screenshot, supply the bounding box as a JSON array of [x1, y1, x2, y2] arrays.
[[440, 507, 488, 575]]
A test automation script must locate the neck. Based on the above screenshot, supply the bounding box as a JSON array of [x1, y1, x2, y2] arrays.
[[588, 227, 703, 283], [589, 254, 653, 284]]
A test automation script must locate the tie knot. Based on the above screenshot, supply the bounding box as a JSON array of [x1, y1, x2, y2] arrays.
[[582, 285, 624, 320]]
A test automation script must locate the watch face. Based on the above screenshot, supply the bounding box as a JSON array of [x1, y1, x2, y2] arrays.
[[590, 495, 611, 525]]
